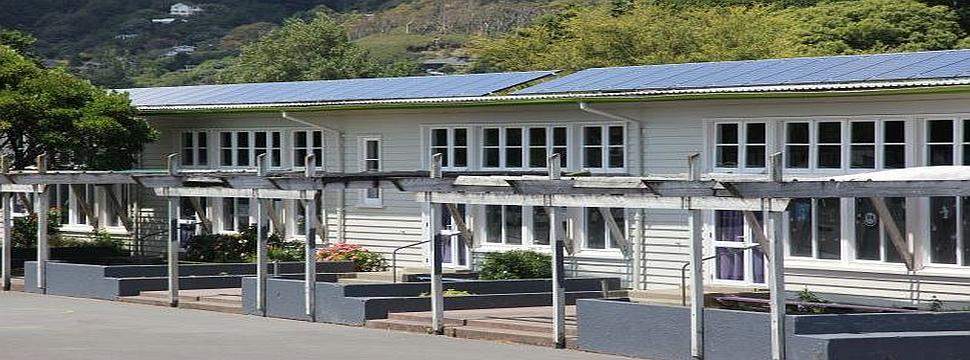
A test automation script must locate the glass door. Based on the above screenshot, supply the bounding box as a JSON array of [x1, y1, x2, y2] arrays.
[[440, 204, 470, 268], [713, 210, 765, 284]]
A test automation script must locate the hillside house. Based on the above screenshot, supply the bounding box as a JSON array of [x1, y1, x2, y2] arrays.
[[104, 49, 970, 305], [170, 3, 203, 17]]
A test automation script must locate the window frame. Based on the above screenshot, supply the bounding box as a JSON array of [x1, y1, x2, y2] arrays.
[[581, 124, 626, 172], [429, 127, 469, 170], [358, 135, 383, 208], [712, 121, 768, 172]]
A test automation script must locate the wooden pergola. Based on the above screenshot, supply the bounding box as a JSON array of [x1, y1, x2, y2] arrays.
[[2, 152, 969, 360]]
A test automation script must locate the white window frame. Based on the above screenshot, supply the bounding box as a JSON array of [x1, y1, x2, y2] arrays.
[[358, 135, 383, 208], [219, 197, 251, 233], [429, 127, 470, 170], [708, 210, 767, 286], [580, 207, 626, 252], [712, 121, 768, 173], [180, 131, 208, 167], [581, 125, 626, 172], [292, 130, 324, 169]]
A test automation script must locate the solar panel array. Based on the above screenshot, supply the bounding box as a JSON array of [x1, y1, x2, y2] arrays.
[[121, 71, 555, 107], [515, 49, 970, 95]]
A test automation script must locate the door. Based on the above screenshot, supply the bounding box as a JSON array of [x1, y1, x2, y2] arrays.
[[439, 204, 470, 268], [713, 210, 765, 284]]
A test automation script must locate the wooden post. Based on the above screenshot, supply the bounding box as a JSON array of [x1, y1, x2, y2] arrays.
[[767, 153, 786, 360], [548, 153, 566, 349], [429, 153, 445, 335], [304, 154, 317, 321], [869, 197, 915, 270], [255, 154, 268, 316], [35, 154, 48, 294], [632, 210, 644, 291], [167, 153, 180, 307], [687, 153, 704, 360], [1, 156, 10, 291]]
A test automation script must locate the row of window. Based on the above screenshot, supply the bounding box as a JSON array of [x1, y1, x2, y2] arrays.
[[430, 125, 625, 171], [3, 185, 130, 228], [181, 130, 324, 168], [714, 119, 969, 171], [479, 205, 625, 250]]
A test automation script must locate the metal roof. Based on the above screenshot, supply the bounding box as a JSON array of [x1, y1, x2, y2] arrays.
[[515, 49, 970, 95], [119, 71, 555, 107]]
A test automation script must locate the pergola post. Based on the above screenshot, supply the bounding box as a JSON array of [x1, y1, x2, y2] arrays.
[[35, 154, 49, 294], [255, 154, 268, 316], [687, 153, 704, 360], [632, 210, 644, 291], [304, 154, 318, 321], [428, 153, 445, 335], [767, 153, 786, 360], [548, 153, 566, 349], [166, 154, 180, 307], [1, 156, 10, 291]]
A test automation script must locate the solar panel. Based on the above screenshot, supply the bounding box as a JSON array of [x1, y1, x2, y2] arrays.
[[515, 49, 970, 95], [120, 71, 555, 107]]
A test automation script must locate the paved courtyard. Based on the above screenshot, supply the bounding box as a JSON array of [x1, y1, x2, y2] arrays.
[[0, 291, 627, 360]]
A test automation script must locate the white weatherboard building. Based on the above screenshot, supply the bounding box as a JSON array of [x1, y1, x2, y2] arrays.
[[107, 49, 970, 304], [170, 3, 203, 17]]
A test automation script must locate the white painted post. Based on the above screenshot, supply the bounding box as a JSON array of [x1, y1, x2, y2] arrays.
[[35, 154, 48, 294], [304, 154, 317, 321], [687, 153, 704, 360], [548, 153, 565, 349], [767, 153, 786, 360], [167, 153, 180, 307], [632, 210, 643, 291], [429, 153, 445, 335], [255, 153, 268, 316], [1, 156, 10, 291]]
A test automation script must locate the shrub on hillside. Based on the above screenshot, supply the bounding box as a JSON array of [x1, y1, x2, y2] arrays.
[[479, 250, 551, 280]]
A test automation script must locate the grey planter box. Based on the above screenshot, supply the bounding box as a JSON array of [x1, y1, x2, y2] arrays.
[[24, 260, 355, 300], [577, 299, 970, 360], [243, 276, 621, 326]]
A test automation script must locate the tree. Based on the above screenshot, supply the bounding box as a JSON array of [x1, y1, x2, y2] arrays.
[[469, 2, 797, 72], [788, 0, 966, 55], [220, 12, 386, 83], [0, 28, 38, 61], [0, 45, 158, 170]]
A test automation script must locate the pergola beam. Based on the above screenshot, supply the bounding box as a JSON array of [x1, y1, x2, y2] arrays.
[[723, 180, 970, 198], [420, 192, 790, 211]]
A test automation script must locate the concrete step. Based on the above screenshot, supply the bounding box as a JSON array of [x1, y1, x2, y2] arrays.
[[452, 325, 577, 349], [136, 291, 241, 306], [386, 312, 465, 326], [463, 318, 578, 336], [365, 319, 435, 334], [119, 295, 243, 314]]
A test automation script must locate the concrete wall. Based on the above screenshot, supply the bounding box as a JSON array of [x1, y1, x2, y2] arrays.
[[24, 261, 354, 300], [243, 277, 622, 325], [577, 299, 970, 360]]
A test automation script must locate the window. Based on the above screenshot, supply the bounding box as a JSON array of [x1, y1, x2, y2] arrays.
[[787, 198, 841, 260], [219, 131, 282, 167], [181, 131, 208, 167], [222, 198, 250, 232], [430, 128, 468, 169], [928, 196, 970, 265], [584, 208, 625, 250], [785, 120, 905, 170], [528, 126, 568, 168], [481, 127, 524, 168], [51, 185, 70, 225], [293, 130, 324, 168], [582, 125, 625, 170], [854, 198, 906, 263], [927, 120, 954, 166], [105, 185, 130, 228], [359, 137, 382, 207], [484, 205, 523, 245], [714, 122, 766, 169]]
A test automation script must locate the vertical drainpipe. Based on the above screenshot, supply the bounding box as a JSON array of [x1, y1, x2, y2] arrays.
[[578, 102, 646, 291], [281, 112, 345, 244]]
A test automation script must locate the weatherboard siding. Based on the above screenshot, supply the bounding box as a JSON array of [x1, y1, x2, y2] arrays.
[[133, 92, 970, 304]]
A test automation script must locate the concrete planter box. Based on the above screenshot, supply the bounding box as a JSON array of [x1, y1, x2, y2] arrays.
[[577, 299, 970, 360], [11, 247, 124, 269], [24, 260, 355, 300], [243, 277, 621, 326]]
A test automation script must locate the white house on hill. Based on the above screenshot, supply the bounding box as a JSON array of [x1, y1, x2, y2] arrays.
[[170, 2, 203, 17]]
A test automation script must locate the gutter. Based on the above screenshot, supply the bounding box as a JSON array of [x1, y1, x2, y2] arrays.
[[280, 111, 346, 244]]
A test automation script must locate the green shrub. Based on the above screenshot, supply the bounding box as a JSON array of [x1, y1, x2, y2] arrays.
[[184, 225, 306, 263], [420, 289, 474, 297], [11, 209, 61, 248], [479, 250, 551, 280]]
